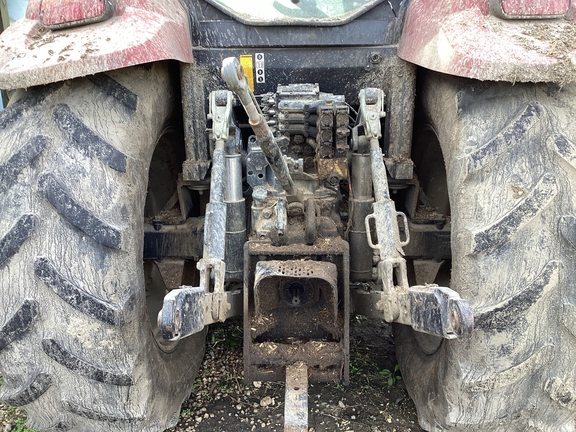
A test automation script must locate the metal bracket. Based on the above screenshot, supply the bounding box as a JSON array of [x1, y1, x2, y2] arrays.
[[358, 87, 385, 140], [157, 258, 242, 341], [198, 257, 228, 324], [208, 90, 235, 145], [351, 282, 473, 339], [403, 285, 473, 338], [157, 284, 242, 341], [374, 274, 473, 338]]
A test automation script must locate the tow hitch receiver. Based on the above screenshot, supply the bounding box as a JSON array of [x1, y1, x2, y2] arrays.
[[244, 241, 350, 385], [244, 240, 349, 432]]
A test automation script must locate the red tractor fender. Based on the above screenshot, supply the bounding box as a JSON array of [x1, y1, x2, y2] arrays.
[[398, 0, 576, 83], [0, 0, 192, 90]]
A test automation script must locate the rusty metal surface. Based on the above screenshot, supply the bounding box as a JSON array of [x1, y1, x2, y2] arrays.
[[284, 362, 309, 432], [316, 158, 348, 182], [253, 260, 338, 322], [399, 0, 576, 84], [251, 341, 343, 368], [244, 239, 350, 386], [0, 0, 192, 90]]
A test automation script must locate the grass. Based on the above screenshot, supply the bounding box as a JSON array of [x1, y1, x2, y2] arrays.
[[208, 317, 243, 349], [0, 405, 36, 432], [0, 376, 36, 432], [11, 417, 36, 432]]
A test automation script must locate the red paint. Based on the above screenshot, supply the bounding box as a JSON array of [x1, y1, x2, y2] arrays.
[[398, 0, 576, 83], [40, 0, 106, 26], [0, 0, 193, 90], [26, 0, 41, 19], [501, 0, 569, 16]]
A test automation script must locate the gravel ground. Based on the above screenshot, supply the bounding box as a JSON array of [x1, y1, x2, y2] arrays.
[[0, 317, 422, 432]]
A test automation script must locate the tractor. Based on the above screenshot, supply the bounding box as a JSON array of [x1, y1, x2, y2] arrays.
[[0, 0, 575, 431]]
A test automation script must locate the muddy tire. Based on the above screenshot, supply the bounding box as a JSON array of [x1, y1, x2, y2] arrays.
[[396, 72, 576, 431], [0, 63, 205, 432]]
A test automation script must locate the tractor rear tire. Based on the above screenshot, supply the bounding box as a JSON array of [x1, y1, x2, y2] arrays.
[[0, 63, 205, 432], [396, 71, 576, 431]]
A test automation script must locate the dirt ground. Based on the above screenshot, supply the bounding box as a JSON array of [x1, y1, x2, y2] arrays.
[[0, 316, 421, 432], [167, 316, 421, 432]]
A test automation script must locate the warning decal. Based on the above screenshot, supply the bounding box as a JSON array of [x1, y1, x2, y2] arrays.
[[255, 53, 265, 85], [239, 54, 254, 91]]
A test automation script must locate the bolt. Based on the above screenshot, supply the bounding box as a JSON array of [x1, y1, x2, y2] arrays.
[[293, 134, 305, 144], [327, 173, 340, 186], [262, 209, 272, 219], [369, 112, 378, 120]]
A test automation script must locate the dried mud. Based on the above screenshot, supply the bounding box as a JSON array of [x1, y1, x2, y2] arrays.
[[0, 315, 421, 432]]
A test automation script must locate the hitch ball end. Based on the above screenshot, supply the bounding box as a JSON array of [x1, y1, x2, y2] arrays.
[[409, 286, 474, 339], [157, 287, 206, 341], [221, 57, 248, 94]]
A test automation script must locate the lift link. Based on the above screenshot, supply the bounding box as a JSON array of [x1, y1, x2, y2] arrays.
[[359, 88, 474, 339], [221, 57, 300, 200], [158, 90, 242, 341]]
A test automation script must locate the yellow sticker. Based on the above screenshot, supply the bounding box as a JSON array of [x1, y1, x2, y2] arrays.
[[239, 54, 254, 92]]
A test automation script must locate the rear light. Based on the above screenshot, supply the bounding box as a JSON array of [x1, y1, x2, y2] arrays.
[[39, 0, 116, 29], [491, 0, 570, 18]]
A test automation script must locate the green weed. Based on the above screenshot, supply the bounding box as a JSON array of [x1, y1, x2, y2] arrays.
[[208, 318, 242, 349], [379, 364, 402, 387], [12, 418, 36, 432], [180, 408, 194, 417]]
